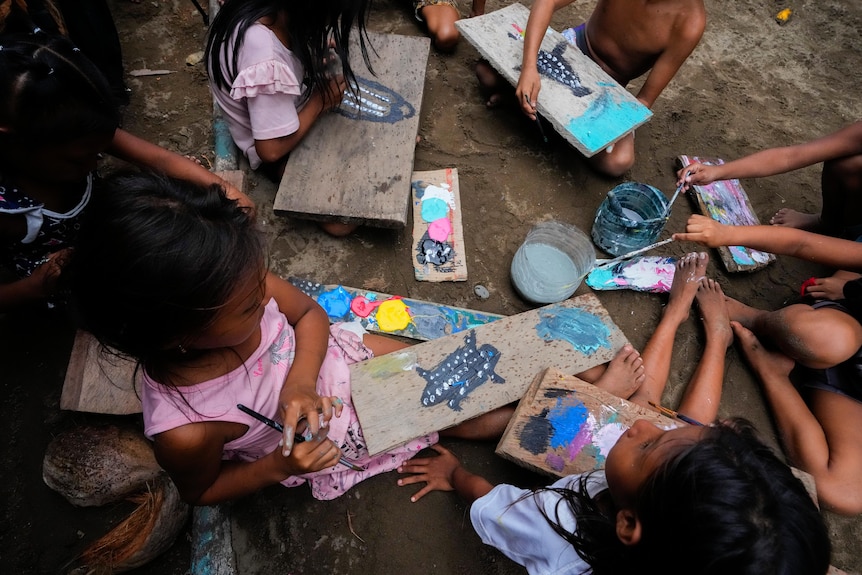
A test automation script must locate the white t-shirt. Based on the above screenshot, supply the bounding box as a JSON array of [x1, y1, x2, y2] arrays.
[[470, 472, 608, 575], [209, 22, 305, 169]]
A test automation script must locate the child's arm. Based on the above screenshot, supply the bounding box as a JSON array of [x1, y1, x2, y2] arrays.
[[673, 214, 862, 271], [516, 0, 576, 119], [678, 121, 862, 187], [635, 11, 705, 108], [397, 444, 495, 503], [0, 242, 71, 311], [264, 272, 337, 454], [107, 129, 253, 209], [153, 420, 342, 505], [470, 0, 486, 17], [253, 76, 347, 165]]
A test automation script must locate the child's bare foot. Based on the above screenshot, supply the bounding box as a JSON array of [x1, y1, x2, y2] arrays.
[[475, 59, 507, 107], [664, 252, 709, 324], [724, 295, 766, 331], [770, 208, 821, 231], [588, 344, 645, 399], [696, 278, 733, 348], [731, 321, 795, 381]]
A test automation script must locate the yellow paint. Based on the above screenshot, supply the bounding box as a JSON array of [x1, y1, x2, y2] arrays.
[[376, 299, 412, 332], [775, 8, 792, 24]]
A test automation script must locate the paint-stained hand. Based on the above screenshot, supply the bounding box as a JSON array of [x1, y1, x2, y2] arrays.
[[672, 215, 730, 248], [516, 67, 541, 120], [397, 444, 460, 502], [278, 389, 342, 457], [677, 162, 722, 189], [269, 424, 342, 477]]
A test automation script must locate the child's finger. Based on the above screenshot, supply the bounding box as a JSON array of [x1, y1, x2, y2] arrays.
[[408, 484, 435, 503], [396, 473, 428, 487]]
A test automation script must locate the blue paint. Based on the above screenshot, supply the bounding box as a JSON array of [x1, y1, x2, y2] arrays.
[[421, 197, 449, 222], [547, 400, 589, 449], [212, 116, 237, 164], [586, 267, 615, 287], [535, 306, 612, 355], [566, 88, 652, 154], [316, 286, 352, 319]]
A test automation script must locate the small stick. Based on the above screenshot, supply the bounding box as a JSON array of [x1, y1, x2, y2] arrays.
[[523, 94, 548, 143], [347, 510, 366, 543], [593, 237, 675, 269]]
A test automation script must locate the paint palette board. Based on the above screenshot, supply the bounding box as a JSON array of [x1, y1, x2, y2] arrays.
[[288, 277, 504, 341], [273, 31, 430, 228], [351, 293, 630, 455], [411, 168, 467, 282], [678, 155, 775, 272], [455, 3, 652, 157], [496, 368, 678, 478], [586, 256, 676, 293]]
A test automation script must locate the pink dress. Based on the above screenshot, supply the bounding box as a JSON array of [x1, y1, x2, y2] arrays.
[[142, 298, 437, 500]]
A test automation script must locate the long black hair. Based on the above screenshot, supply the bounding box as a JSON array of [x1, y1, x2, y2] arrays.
[[66, 172, 265, 387], [205, 0, 373, 104], [537, 419, 831, 574], [0, 32, 119, 169]]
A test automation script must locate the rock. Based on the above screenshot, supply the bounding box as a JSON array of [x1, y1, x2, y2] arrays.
[[185, 50, 204, 66]]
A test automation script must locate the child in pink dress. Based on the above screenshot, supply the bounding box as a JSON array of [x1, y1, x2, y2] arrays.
[[67, 172, 511, 504]]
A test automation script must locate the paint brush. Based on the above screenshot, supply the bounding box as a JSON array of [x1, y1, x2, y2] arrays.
[[648, 401, 704, 426], [663, 171, 689, 217], [593, 237, 675, 269], [237, 404, 366, 472], [523, 94, 548, 143]]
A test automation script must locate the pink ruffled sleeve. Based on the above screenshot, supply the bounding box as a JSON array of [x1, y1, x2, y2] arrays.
[[229, 59, 303, 100]]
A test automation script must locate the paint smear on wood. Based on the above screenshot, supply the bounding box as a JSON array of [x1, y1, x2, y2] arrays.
[[412, 168, 468, 282], [586, 256, 676, 293]]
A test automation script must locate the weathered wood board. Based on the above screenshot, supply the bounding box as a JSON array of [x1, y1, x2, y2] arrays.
[[274, 31, 430, 228], [351, 293, 630, 455], [496, 368, 677, 478], [678, 155, 775, 272], [455, 3, 652, 157], [411, 168, 468, 282], [289, 277, 503, 341], [60, 330, 141, 414]]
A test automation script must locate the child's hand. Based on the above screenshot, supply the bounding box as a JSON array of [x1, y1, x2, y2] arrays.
[[396, 444, 461, 502], [673, 215, 730, 248], [516, 68, 541, 120], [321, 75, 347, 112], [272, 425, 343, 477], [26, 248, 72, 298], [677, 163, 720, 189], [278, 389, 343, 456], [804, 275, 852, 301]]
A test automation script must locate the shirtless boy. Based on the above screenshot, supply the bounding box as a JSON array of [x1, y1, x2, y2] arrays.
[[504, 0, 706, 177]]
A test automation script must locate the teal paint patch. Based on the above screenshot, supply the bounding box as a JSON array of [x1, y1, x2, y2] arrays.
[[535, 306, 612, 355], [421, 197, 449, 222], [566, 89, 652, 154]]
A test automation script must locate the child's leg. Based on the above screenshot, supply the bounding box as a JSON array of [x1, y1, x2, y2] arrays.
[[475, 60, 510, 107], [439, 404, 515, 440], [733, 322, 862, 514], [726, 298, 862, 369], [675, 279, 733, 423], [418, 2, 461, 52], [628, 252, 708, 409], [362, 333, 411, 356], [587, 132, 635, 178], [575, 343, 644, 399]]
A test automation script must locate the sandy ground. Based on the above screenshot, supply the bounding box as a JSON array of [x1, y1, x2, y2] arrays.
[[2, 0, 862, 573]]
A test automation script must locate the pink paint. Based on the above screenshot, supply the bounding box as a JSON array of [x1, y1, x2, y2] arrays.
[[428, 218, 452, 242], [566, 424, 593, 460], [545, 453, 565, 472]]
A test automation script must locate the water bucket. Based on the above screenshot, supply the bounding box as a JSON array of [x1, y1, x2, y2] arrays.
[[511, 221, 596, 304], [591, 182, 669, 257]]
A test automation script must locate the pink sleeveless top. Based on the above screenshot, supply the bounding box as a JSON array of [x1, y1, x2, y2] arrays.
[[142, 298, 437, 499]]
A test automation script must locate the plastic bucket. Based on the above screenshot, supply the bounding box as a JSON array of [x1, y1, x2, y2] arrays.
[[510, 221, 596, 304], [591, 182, 669, 257]]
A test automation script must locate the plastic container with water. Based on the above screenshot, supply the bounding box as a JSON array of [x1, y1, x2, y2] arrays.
[[510, 221, 596, 304], [591, 182, 669, 257]]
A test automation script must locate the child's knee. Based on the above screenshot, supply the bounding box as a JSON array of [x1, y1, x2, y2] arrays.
[[591, 145, 635, 178], [421, 5, 461, 51], [818, 475, 862, 515]]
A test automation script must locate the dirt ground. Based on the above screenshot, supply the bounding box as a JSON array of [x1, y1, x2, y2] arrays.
[[2, 0, 862, 573]]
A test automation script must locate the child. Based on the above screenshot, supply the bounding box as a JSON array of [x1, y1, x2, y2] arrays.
[[675, 214, 862, 514], [0, 33, 250, 312], [398, 253, 831, 573], [503, 0, 706, 177], [677, 121, 862, 237], [205, 0, 368, 237], [66, 172, 513, 505]]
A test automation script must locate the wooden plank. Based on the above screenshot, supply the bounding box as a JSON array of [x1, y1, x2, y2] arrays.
[[60, 330, 141, 415], [496, 368, 677, 478], [351, 293, 629, 455], [273, 31, 430, 228], [411, 168, 468, 282], [288, 277, 503, 341], [213, 170, 245, 193], [455, 3, 652, 157], [678, 155, 775, 272]]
